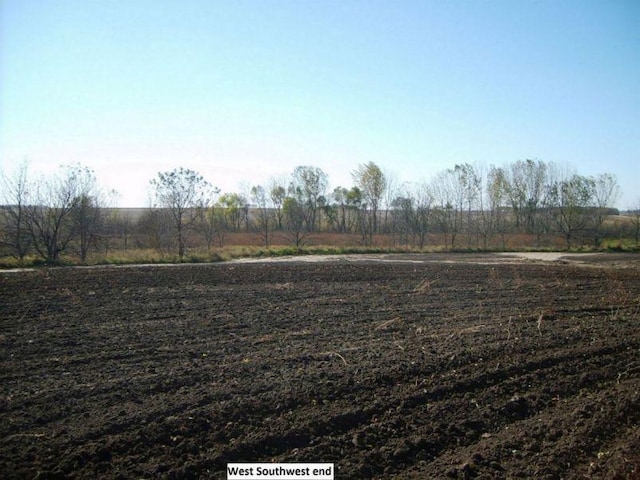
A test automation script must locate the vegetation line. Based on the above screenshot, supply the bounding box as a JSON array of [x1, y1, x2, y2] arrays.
[[1, 160, 639, 268]]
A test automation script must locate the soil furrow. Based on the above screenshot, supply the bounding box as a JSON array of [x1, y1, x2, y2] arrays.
[[1, 254, 639, 479]]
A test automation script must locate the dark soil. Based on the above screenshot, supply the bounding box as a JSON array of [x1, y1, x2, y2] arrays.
[[1, 253, 640, 479]]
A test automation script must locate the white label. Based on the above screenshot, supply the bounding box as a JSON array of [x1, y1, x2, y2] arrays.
[[227, 463, 334, 480]]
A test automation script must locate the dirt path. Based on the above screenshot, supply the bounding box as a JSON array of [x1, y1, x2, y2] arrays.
[[1, 255, 639, 478], [232, 251, 640, 269]]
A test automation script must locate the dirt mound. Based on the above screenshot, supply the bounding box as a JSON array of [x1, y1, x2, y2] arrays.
[[1, 257, 639, 478]]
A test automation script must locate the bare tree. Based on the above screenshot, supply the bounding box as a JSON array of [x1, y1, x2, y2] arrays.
[[150, 167, 212, 259], [283, 196, 308, 247], [251, 185, 274, 247], [24, 165, 87, 264], [0, 161, 32, 262], [137, 208, 175, 255], [108, 208, 135, 252], [391, 195, 414, 246], [590, 173, 619, 247], [69, 165, 112, 263], [430, 166, 465, 249], [413, 182, 434, 249], [198, 207, 217, 250], [629, 199, 640, 246], [381, 168, 397, 233], [391, 182, 432, 249], [99, 208, 125, 255]]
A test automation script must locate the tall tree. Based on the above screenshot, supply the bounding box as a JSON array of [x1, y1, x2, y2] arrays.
[[455, 163, 481, 248], [430, 166, 466, 249], [289, 166, 328, 232], [381, 168, 397, 233], [505, 159, 548, 234], [391, 182, 432, 249], [0, 161, 32, 262], [548, 173, 595, 249], [104, 208, 133, 253], [629, 199, 640, 247], [283, 196, 308, 247], [391, 195, 414, 246], [70, 165, 111, 263], [195, 187, 221, 251], [198, 207, 219, 250], [590, 173, 619, 247], [269, 180, 287, 230], [484, 166, 510, 249], [137, 208, 175, 255], [352, 162, 387, 235], [251, 185, 274, 247], [328, 186, 363, 234], [216, 192, 249, 233], [150, 167, 212, 259], [24, 165, 86, 264]]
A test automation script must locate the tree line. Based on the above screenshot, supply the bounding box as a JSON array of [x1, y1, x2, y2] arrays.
[[1, 160, 638, 264]]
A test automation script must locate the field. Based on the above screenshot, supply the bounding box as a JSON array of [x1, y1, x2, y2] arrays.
[[1, 253, 640, 479]]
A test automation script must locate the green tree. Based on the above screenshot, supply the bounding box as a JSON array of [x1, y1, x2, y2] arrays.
[[484, 166, 510, 249], [270, 182, 287, 231], [289, 165, 328, 232], [455, 163, 481, 248], [352, 162, 387, 235], [217, 192, 249, 233], [549, 174, 595, 249], [328, 186, 363, 234], [505, 159, 548, 234]]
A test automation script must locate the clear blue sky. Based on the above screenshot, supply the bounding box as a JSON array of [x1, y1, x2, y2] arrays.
[[1, 0, 638, 207]]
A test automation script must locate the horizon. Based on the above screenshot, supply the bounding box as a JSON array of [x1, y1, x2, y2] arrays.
[[1, 0, 638, 208]]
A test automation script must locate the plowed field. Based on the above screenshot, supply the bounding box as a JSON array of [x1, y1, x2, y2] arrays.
[[1, 253, 639, 479]]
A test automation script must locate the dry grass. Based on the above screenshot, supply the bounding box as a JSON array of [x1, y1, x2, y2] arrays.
[[1, 229, 638, 269]]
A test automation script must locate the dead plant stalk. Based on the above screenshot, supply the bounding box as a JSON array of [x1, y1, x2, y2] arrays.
[[328, 352, 347, 365], [537, 313, 543, 336]]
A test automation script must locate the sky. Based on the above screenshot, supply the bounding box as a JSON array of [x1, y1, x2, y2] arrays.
[[1, 0, 639, 208]]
